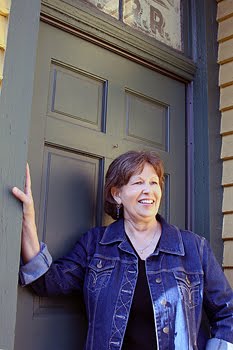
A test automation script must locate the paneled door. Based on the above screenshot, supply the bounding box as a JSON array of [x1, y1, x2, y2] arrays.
[[14, 21, 186, 350]]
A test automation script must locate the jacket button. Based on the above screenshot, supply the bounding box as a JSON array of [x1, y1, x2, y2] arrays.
[[160, 299, 167, 306], [163, 326, 169, 334], [97, 260, 103, 268], [156, 277, 162, 283]]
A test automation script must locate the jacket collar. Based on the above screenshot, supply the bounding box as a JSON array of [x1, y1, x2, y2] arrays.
[[100, 214, 185, 256], [100, 218, 126, 244]]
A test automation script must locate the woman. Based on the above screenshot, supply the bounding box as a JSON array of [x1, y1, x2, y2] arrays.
[[13, 150, 233, 350]]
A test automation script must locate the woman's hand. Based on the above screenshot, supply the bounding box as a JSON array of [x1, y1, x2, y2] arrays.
[[12, 163, 40, 263]]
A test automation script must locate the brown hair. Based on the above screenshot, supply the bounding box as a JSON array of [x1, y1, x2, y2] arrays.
[[104, 150, 164, 220]]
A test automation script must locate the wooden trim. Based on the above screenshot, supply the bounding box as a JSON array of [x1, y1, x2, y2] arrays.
[[186, 81, 195, 230], [190, 0, 224, 264], [0, 9, 9, 17], [0, 7, 10, 17], [41, 0, 196, 82], [0, 0, 41, 349], [0, 43, 6, 50]]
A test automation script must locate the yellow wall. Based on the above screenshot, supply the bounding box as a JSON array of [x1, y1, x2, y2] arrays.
[[0, 0, 11, 88], [217, 0, 233, 287]]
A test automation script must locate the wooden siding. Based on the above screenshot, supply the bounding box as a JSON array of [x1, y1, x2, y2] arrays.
[[0, 0, 10, 88], [217, 0, 233, 287]]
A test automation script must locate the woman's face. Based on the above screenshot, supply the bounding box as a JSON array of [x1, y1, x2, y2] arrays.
[[112, 163, 162, 223]]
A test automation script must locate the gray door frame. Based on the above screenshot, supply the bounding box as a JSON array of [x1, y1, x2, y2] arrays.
[[191, 0, 222, 262], [0, 0, 41, 349], [0, 0, 220, 349]]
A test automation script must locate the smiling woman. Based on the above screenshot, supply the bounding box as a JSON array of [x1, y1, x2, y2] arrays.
[[104, 150, 164, 220], [111, 164, 162, 219], [13, 150, 233, 350], [107, 152, 163, 259]]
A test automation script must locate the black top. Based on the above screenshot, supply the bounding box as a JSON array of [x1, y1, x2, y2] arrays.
[[122, 242, 157, 349]]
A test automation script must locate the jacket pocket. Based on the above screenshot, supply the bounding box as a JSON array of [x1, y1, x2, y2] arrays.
[[173, 271, 201, 309], [87, 257, 115, 292]]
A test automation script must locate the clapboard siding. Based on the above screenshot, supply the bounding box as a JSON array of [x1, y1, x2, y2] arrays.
[[217, 0, 233, 286], [0, 0, 10, 87]]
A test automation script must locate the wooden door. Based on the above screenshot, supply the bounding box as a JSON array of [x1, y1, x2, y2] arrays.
[[14, 21, 186, 349]]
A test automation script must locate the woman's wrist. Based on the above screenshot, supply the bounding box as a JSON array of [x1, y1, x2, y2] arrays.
[[21, 226, 40, 263]]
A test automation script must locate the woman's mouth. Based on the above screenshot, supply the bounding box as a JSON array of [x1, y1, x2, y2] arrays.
[[138, 199, 154, 204]]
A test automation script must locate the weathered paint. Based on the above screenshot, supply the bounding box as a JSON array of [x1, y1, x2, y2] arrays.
[[0, 0, 41, 349]]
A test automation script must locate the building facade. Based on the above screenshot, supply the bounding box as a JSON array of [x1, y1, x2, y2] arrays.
[[0, 0, 232, 349]]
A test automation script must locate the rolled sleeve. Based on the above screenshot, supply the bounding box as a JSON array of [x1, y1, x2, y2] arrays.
[[19, 242, 52, 286], [206, 338, 233, 350]]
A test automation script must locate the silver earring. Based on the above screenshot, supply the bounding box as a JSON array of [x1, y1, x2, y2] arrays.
[[116, 204, 121, 219]]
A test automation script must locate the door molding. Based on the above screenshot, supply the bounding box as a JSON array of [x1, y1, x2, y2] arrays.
[[0, 0, 41, 349], [191, 0, 223, 262], [41, 0, 196, 82]]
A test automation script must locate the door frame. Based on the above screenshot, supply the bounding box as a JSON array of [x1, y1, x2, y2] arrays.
[[0, 0, 221, 349], [0, 0, 41, 349], [191, 0, 222, 262]]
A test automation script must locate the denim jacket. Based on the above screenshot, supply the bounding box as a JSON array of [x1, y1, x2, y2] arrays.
[[20, 216, 233, 350]]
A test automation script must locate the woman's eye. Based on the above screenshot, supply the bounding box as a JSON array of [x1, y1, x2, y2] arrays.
[[134, 181, 142, 185], [151, 181, 158, 185]]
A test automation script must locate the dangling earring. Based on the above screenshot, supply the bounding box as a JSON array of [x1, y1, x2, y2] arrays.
[[116, 204, 121, 219]]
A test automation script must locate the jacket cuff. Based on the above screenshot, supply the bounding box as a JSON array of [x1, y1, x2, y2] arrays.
[[206, 338, 233, 350], [19, 242, 52, 286]]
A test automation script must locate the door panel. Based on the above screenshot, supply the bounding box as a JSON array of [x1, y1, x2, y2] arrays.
[[48, 62, 108, 132], [125, 90, 169, 151], [15, 21, 186, 349], [40, 147, 103, 258]]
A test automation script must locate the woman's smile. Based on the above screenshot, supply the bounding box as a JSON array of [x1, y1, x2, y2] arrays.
[[138, 199, 155, 204]]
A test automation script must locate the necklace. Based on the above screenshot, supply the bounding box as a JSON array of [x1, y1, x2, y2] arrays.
[[130, 229, 158, 255]]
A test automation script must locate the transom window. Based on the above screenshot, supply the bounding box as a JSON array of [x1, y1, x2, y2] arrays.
[[84, 0, 182, 51]]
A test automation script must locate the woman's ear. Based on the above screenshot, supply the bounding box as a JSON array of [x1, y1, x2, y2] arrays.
[[111, 187, 121, 204]]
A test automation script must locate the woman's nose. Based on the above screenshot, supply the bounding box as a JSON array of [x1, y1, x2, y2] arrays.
[[142, 183, 151, 193]]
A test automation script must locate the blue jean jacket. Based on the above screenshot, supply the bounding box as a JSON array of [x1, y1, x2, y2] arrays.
[[20, 216, 233, 350]]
